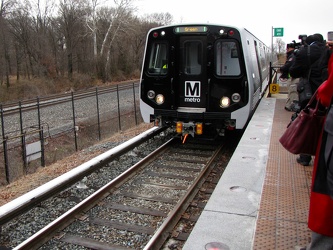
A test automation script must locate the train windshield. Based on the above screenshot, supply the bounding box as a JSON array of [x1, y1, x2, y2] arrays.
[[183, 41, 202, 75], [215, 41, 241, 76], [148, 43, 168, 75]]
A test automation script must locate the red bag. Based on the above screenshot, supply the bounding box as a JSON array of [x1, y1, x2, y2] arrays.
[[279, 93, 326, 155]]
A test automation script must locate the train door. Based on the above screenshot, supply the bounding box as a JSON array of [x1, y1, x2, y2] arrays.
[[254, 40, 263, 92], [177, 36, 207, 110]]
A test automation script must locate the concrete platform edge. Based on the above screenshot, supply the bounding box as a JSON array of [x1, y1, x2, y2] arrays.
[[183, 98, 276, 250]]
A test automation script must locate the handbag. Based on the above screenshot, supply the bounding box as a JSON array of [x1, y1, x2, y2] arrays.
[[279, 91, 326, 155]]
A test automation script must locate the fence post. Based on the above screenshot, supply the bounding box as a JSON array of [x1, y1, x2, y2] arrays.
[[1, 105, 9, 184], [132, 83, 138, 125], [95, 87, 101, 140], [37, 97, 45, 167], [19, 101, 27, 171], [268, 62, 272, 97], [40, 127, 45, 167], [116, 85, 121, 131], [71, 92, 78, 151], [22, 132, 27, 172]]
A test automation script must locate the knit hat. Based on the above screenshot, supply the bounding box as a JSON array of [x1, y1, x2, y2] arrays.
[[305, 35, 316, 45], [313, 33, 324, 42], [306, 33, 324, 44]]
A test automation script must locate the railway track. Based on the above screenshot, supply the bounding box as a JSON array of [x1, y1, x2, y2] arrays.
[[1, 82, 138, 115], [5, 135, 231, 249]]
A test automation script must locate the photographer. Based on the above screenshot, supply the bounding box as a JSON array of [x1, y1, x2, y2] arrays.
[[280, 42, 299, 111], [290, 34, 327, 96], [289, 33, 328, 166]]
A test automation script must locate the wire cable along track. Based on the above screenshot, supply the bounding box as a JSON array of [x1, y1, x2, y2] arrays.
[[11, 137, 225, 249]]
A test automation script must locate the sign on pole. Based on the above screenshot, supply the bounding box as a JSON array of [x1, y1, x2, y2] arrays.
[[274, 28, 284, 37], [270, 83, 280, 94], [26, 141, 41, 163]]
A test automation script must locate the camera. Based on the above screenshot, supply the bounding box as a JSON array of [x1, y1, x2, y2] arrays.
[[298, 34, 307, 45], [290, 35, 307, 54]]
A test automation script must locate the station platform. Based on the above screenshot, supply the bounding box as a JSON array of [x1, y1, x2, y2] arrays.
[[183, 94, 313, 250]]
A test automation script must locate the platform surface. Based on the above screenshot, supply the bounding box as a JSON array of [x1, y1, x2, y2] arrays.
[[183, 96, 312, 250]]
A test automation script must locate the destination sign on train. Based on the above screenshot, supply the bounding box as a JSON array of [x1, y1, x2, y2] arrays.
[[174, 26, 208, 33]]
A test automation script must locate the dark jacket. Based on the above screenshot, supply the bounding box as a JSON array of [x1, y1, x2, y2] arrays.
[[289, 42, 328, 91], [280, 50, 295, 79]]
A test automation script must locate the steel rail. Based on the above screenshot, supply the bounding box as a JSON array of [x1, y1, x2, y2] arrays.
[[0, 126, 166, 226], [12, 137, 175, 250], [143, 144, 224, 249], [1, 82, 138, 115]]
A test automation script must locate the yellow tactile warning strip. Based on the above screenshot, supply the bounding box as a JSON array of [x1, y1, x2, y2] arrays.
[[253, 98, 313, 250]]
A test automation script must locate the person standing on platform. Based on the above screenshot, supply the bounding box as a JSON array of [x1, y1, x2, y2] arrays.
[[289, 33, 328, 166], [280, 43, 299, 111], [328, 41, 333, 53], [327, 31, 333, 53], [295, 49, 333, 250]]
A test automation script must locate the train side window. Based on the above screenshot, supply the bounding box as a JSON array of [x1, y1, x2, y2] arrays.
[[148, 43, 168, 75], [215, 41, 241, 76], [183, 41, 202, 75]]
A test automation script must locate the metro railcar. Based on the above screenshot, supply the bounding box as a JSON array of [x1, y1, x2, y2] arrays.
[[140, 24, 272, 138]]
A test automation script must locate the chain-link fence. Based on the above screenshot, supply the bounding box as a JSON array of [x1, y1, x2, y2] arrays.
[[0, 82, 143, 185]]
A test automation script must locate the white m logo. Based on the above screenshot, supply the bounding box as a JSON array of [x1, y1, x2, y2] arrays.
[[185, 81, 200, 97]]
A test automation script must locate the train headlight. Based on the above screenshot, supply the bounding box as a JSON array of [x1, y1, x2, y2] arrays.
[[220, 97, 230, 108], [231, 93, 241, 103], [147, 90, 155, 99], [156, 94, 165, 105]]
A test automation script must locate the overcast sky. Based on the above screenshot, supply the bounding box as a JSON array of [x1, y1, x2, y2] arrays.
[[134, 0, 332, 48]]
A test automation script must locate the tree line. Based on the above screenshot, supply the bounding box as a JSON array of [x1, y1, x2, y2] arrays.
[[0, 0, 173, 87]]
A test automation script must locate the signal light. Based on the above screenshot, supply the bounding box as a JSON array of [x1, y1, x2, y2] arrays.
[[147, 90, 155, 99], [153, 32, 158, 38], [228, 30, 234, 36], [232, 93, 241, 102], [176, 122, 183, 134], [154, 118, 159, 126], [196, 123, 203, 135]]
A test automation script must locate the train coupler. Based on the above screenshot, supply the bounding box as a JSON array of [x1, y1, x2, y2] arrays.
[[176, 121, 203, 138]]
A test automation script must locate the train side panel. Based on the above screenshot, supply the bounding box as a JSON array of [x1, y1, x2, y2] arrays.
[[230, 28, 270, 129]]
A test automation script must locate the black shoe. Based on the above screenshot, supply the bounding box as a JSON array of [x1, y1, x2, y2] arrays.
[[285, 107, 292, 111], [296, 157, 310, 166]]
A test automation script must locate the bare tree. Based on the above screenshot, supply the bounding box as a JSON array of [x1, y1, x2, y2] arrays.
[[84, 0, 99, 75], [141, 12, 173, 26], [58, 0, 86, 79], [7, 0, 58, 79], [97, 0, 135, 82], [275, 38, 286, 54], [0, 0, 16, 86], [0, 0, 176, 89]]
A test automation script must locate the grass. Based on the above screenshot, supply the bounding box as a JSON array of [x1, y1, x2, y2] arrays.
[[0, 74, 99, 103]]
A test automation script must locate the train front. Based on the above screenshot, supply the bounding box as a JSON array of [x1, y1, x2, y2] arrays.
[[140, 24, 249, 138]]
